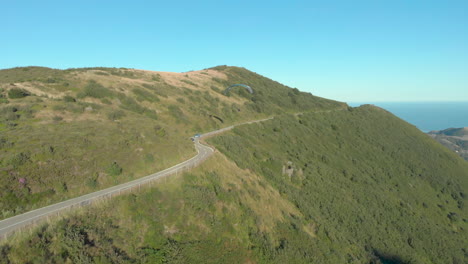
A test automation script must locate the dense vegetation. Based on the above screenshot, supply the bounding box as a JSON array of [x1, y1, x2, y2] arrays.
[[209, 106, 468, 263], [1, 102, 466, 263], [0, 65, 343, 219]]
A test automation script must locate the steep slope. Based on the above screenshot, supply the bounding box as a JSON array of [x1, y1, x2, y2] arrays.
[[209, 105, 468, 263], [0, 66, 344, 219], [0, 154, 304, 263], [1, 103, 466, 263]]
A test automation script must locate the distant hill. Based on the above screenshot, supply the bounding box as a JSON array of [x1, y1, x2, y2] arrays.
[[0, 66, 467, 264], [428, 127, 468, 160], [429, 127, 468, 137]]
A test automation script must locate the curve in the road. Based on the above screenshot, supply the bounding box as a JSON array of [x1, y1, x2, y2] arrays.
[[0, 116, 273, 240]]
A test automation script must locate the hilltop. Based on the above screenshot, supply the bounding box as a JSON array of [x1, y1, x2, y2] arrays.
[[0, 66, 466, 264], [428, 127, 468, 160], [0, 65, 344, 219]]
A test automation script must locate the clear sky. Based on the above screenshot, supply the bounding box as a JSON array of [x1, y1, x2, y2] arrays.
[[3, 0, 468, 102]]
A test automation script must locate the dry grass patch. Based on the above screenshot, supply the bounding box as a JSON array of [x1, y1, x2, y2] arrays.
[[196, 153, 303, 233]]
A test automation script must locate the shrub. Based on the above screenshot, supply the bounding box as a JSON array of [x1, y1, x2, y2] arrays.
[[101, 98, 111, 104], [210, 86, 221, 93], [118, 95, 143, 113], [107, 162, 122, 176], [63, 95, 76, 102], [107, 110, 126, 121], [77, 80, 113, 99], [141, 83, 168, 98], [132, 88, 159, 102], [151, 74, 161, 81], [4, 110, 20, 122], [144, 110, 158, 120], [447, 212, 460, 222], [8, 88, 30, 99], [0, 137, 14, 149], [154, 125, 166, 137], [181, 79, 197, 86], [86, 176, 98, 189], [9, 152, 30, 168], [168, 105, 186, 122], [144, 154, 155, 163]]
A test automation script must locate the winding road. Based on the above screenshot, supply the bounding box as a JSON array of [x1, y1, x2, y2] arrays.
[[0, 116, 272, 240]]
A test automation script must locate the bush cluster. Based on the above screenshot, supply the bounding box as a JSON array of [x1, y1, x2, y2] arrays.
[[8, 88, 30, 99]]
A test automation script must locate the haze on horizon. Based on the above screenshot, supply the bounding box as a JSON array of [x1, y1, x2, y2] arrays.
[[2, 0, 467, 102]]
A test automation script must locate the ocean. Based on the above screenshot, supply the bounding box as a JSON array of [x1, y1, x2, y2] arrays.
[[348, 102, 468, 132]]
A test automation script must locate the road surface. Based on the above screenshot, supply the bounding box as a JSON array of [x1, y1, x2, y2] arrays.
[[0, 116, 272, 240]]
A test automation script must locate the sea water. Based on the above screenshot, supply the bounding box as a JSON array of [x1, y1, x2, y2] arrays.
[[348, 102, 468, 132]]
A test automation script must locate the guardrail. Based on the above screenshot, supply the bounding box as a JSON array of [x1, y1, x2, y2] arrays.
[[0, 141, 213, 240], [0, 116, 274, 240]]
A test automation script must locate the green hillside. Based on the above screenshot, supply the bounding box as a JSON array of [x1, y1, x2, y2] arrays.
[[210, 105, 468, 263], [0, 67, 466, 264], [0, 66, 343, 219]]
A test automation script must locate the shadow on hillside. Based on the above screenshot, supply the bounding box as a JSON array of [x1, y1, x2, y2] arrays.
[[370, 250, 409, 264]]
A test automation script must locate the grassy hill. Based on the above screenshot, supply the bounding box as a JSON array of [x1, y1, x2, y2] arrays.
[[0, 66, 344, 219], [210, 106, 468, 263], [0, 67, 466, 263]]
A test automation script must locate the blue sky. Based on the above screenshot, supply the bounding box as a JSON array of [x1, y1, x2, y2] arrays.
[[3, 0, 468, 102]]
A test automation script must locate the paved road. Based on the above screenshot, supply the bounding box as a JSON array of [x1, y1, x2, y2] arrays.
[[0, 116, 272, 240], [200, 117, 272, 138]]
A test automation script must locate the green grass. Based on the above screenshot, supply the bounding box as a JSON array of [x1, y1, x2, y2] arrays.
[[77, 80, 114, 99], [0, 67, 65, 83], [0, 105, 194, 219], [132, 87, 160, 103], [209, 105, 468, 263]]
